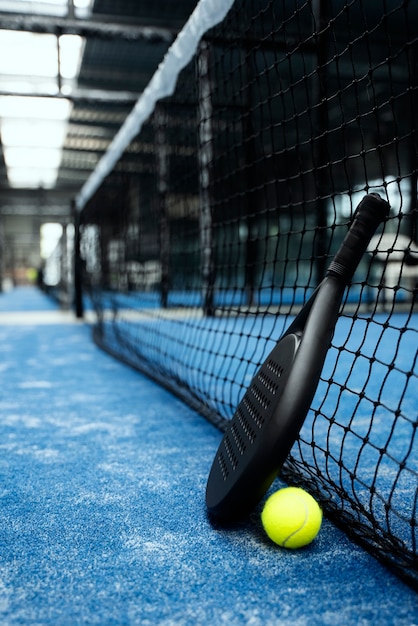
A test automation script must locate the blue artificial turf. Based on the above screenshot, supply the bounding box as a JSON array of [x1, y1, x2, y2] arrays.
[[0, 288, 417, 625], [0, 286, 59, 312]]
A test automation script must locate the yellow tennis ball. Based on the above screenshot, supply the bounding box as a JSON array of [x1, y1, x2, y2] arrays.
[[261, 487, 322, 549]]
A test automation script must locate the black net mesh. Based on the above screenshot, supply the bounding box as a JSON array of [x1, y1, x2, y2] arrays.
[[78, 0, 418, 589]]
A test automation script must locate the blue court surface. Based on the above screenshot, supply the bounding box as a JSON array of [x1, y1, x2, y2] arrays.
[[0, 287, 417, 625]]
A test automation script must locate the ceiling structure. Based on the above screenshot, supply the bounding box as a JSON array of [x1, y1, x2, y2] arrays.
[[0, 0, 198, 277]]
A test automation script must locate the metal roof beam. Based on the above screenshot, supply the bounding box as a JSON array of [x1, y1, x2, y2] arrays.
[[0, 12, 176, 42], [0, 87, 140, 105]]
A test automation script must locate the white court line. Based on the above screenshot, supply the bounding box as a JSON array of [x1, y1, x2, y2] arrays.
[[0, 308, 203, 325], [0, 310, 96, 325]]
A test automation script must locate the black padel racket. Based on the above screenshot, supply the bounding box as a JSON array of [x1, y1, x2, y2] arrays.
[[206, 193, 390, 520]]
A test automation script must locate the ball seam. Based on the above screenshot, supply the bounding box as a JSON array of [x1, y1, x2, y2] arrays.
[[282, 499, 308, 547]]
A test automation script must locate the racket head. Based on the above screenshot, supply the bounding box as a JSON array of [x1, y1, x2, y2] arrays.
[[206, 332, 300, 520]]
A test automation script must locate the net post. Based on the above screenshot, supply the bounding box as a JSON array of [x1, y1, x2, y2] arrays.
[[198, 39, 215, 316], [312, 0, 331, 283], [155, 105, 170, 309], [244, 47, 259, 308], [0, 216, 3, 293], [407, 44, 418, 243], [73, 200, 84, 319]]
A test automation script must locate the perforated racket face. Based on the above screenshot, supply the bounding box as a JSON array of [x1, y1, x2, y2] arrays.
[[206, 333, 300, 519]]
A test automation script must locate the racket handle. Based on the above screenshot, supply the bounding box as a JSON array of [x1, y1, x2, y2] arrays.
[[326, 193, 390, 283]]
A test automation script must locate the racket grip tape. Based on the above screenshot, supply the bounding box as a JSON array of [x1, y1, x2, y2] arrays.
[[326, 193, 390, 283]]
